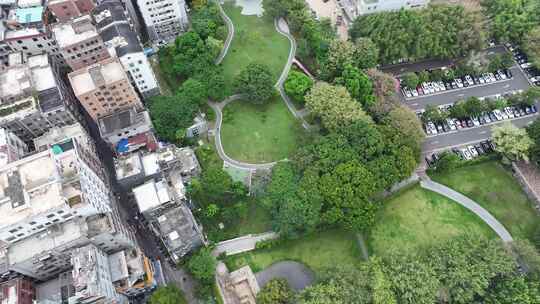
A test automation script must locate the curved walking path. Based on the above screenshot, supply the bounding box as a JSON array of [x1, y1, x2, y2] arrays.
[[210, 12, 311, 169], [420, 179, 513, 242], [214, 0, 234, 64], [255, 261, 314, 291], [212, 231, 278, 256]]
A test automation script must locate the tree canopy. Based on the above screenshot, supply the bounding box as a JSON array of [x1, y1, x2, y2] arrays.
[[350, 4, 484, 64], [234, 63, 275, 103], [492, 122, 533, 162], [149, 285, 187, 304], [284, 70, 313, 105], [256, 279, 294, 304]]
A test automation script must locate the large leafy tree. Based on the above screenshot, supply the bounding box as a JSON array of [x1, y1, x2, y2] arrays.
[[305, 82, 371, 132], [492, 122, 533, 162], [354, 37, 379, 69], [190, 2, 225, 40], [382, 105, 425, 157], [524, 26, 540, 69], [482, 0, 540, 43], [234, 63, 275, 103], [335, 65, 375, 109], [256, 279, 294, 304], [149, 285, 187, 304], [168, 31, 215, 79], [284, 70, 313, 105], [527, 117, 540, 165], [148, 93, 198, 142], [187, 247, 217, 285], [190, 167, 245, 207]]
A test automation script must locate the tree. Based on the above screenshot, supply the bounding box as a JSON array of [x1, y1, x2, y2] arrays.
[[482, 0, 539, 43], [305, 82, 371, 132], [366, 69, 400, 119], [149, 285, 187, 304], [179, 78, 208, 106], [382, 106, 425, 156], [433, 151, 462, 172], [206, 36, 224, 59], [149, 94, 198, 142], [169, 31, 215, 78], [335, 64, 375, 108], [284, 70, 313, 105], [256, 279, 294, 304], [401, 72, 419, 89], [483, 275, 540, 304], [320, 39, 357, 80], [422, 104, 447, 124], [234, 63, 275, 103], [417, 71, 430, 84], [354, 37, 379, 69], [383, 252, 439, 304], [492, 122, 533, 162], [527, 117, 540, 165], [464, 96, 487, 117], [190, 167, 245, 207], [191, 3, 224, 40], [194, 66, 226, 101], [525, 87, 540, 106], [524, 26, 540, 69], [187, 247, 217, 285], [449, 101, 469, 119]]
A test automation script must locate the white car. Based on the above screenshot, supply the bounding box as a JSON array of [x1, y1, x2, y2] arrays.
[[505, 107, 515, 118], [468, 146, 478, 158], [471, 116, 480, 127], [427, 122, 437, 135], [484, 113, 491, 123], [531, 76, 540, 82], [479, 76, 486, 84], [498, 70, 507, 80], [438, 81, 446, 91], [403, 88, 412, 98], [411, 88, 419, 97], [493, 109, 503, 120], [521, 63, 532, 69], [432, 82, 441, 92], [446, 119, 456, 131], [501, 110, 509, 120], [465, 75, 474, 86], [489, 73, 497, 82], [456, 79, 464, 88]]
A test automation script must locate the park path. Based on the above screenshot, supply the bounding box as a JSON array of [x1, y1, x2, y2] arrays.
[[214, 0, 234, 64], [209, 13, 312, 169], [212, 232, 278, 256], [420, 179, 513, 242]]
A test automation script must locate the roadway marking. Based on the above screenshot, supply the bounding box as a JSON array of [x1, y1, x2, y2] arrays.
[[457, 93, 464, 97], [431, 140, 439, 144], [411, 103, 419, 106], [504, 84, 510, 88], [478, 130, 487, 134]]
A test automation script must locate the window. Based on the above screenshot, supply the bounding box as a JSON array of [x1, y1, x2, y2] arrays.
[[46, 214, 55, 218]]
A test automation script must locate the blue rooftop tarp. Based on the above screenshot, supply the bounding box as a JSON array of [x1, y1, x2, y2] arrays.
[[116, 138, 129, 153], [16, 6, 43, 24]]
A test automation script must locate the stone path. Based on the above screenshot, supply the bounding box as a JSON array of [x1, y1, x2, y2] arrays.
[[214, 0, 235, 64], [420, 179, 513, 242], [255, 261, 314, 291], [212, 232, 278, 256]]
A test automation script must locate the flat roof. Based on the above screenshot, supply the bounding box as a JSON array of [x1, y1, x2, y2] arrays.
[[115, 153, 143, 180], [141, 153, 159, 176], [52, 15, 98, 48], [69, 58, 126, 96], [133, 180, 170, 213]]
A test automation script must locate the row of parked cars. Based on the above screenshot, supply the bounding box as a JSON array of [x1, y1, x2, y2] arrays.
[[423, 103, 537, 136], [508, 43, 540, 86], [401, 70, 512, 98], [425, 140, 496, 167]]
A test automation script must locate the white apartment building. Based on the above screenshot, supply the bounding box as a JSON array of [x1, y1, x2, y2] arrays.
[[0, 127, 28, 166], [0, 124, 111, 245], [136, 0, 189, 45], [94, 0, 160, 99]]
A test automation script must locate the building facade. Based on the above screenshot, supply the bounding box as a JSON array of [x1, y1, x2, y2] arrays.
[[0, 277, 35, 304], [0, 127, 28, 166], [68, 57, 143, 122], [136, 0, 189, 45], [0, 54, 79, 143], [339, 0, 430, 19], [52, 15, 110, 70], [94, 0, 160, 99]]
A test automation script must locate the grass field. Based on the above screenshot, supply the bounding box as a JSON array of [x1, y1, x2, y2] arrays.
[[221, 97, 302, 163], [431, 161, 540, 241], [224, 229, 361, 273], [222, 200, 272, 238], [369, 185, 496, 257], [220, 1, 290, 94]]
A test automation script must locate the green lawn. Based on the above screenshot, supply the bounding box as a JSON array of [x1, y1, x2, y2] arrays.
[[221, 97, 302, 163], [224, 229, 361, 273], [369, 185, 496, 257], [220, 1, 290, 94], [430, 161, 540, 241], [222, 200, 272, 237]]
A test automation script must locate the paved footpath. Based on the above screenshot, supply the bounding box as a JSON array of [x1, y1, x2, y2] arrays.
[[420, 179, 513, 242], [212, 232, 278, 256], [214, 0, 234, 64]]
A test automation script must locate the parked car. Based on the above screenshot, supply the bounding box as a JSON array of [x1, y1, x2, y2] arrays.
[[505, 69, 513, 78], [468, 146, 478, 157], [475, 145, 484, 155], [471, 116, 480, 127], [461, 148, 472, 160]]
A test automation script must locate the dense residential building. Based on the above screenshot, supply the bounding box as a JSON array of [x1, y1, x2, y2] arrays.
[[131, 146, 203, 262], [0, 53, 79, 143], [338, 0, 430, 19], [216, 263, 260, 304], [68, 56, 143, 122], [0, 127, 28, 166], [0, 124, 110, 245], [97, 107, 157, 155], [136, 0, 189, 45], [0, 277, 35, 304], [52, 15, 110, 70], [69, 244, 126, 303], [47, 0, 95, 23], [108, 248, 157, 297], [94, 0, 160, 98], [115, 144, 200, 191]]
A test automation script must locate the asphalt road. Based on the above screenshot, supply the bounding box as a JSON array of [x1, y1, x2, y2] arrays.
[[404, 66, 531, 112], [381, 46, 507, 76], [422, 113, 539, 153]]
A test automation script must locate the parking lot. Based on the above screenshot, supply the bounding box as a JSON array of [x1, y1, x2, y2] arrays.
[[423, 113, 538, 153], [404, 66, 531, 112]]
